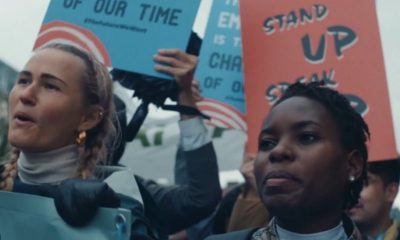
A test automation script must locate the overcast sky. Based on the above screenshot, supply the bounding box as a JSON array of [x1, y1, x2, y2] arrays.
[[1, 0, 399, 151], [0, 0, 213, 70]]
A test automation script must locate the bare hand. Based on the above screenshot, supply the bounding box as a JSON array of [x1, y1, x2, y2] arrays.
[[153, 49, 199, 106], [191, 79, 203, 102], [240, 153, 257, 191]]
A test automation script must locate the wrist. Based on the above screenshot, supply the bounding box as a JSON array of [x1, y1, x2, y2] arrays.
[[178, 92, 198, 120], [178, 91, 196, 107]]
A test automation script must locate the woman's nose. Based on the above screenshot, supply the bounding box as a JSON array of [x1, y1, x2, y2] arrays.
[[18, 84, 37, 106], [268, 140, 294, 163]]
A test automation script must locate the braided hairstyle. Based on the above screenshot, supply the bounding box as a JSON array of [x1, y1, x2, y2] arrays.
[[46, 43, 116, 178], [274, 81, 370, 209], [4, 43, 116, 184], [0, 148, 19, 191]]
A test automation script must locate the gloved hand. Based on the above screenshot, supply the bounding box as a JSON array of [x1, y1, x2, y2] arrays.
[[13, 179, 120, 227], [54, 179, 121, 227]]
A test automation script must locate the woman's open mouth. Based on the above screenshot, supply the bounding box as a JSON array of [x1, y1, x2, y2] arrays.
[[13, 112, 35, 127]]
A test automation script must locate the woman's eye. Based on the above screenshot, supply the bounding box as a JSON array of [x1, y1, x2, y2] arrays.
[[298, 133, 319, 145], [17, 78, 30, 85], [258, 138, 277, 151], [44, 83, 60, 91]]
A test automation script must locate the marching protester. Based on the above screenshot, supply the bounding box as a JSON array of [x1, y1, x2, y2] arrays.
[[348, 159, 400, 240], [129, 47, 222, 237], [206, 81, 370, 240], [0, 42, 221, 239], [110, 32, 222, 237]]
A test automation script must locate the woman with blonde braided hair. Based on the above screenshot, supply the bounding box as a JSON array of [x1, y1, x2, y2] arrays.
[[5, 43, 115, 185], [1, 43, 159, 239]]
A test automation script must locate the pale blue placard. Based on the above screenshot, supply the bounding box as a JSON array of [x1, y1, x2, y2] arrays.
[[0, 191, 131, 240], [37, 0, 201, 79], [195, 0, 244, 113]]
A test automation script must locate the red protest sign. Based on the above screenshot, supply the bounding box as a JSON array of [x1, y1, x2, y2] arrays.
[[240, 0, 396, 161]]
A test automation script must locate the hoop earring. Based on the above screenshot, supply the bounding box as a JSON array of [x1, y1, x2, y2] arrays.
[[75, 131, 87, 145]]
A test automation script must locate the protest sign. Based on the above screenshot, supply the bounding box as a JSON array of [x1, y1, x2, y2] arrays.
[[196, 0, 246, 131], [240, 0, 396, 161], [0, 191, 131, 240], [34, 0, 200, 79]]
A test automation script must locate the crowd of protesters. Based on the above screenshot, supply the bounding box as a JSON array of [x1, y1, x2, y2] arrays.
[[1, 39, 400, 240]]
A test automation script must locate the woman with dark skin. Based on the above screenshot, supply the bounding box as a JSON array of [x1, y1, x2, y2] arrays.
[[207, 81, 369, 240]]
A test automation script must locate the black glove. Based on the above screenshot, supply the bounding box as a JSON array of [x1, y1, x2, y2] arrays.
[[53, 179, 121, 227], [13, 179, 120, 227]]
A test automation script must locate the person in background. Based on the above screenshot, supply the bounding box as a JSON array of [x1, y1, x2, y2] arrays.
[[110, 44, 221, 238], [134, 48, 221, 238], [209, 151, 270, 237], [171, 111, 269, 240], [224, 152, 270, 232], [348, 159, 400, 240], [206, 81, 369, 240]]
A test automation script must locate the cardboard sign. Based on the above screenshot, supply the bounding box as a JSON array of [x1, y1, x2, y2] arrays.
[[240, 0, 397, 161], [0, 191, 131, 240], [196, 0, 246, 131], [34, 0, 200, 79]]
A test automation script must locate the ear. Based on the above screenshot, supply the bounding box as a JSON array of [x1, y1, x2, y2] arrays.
[[347, 150, 364, 180], [78, 105, 104, 132], [385, 182, 399, 203]]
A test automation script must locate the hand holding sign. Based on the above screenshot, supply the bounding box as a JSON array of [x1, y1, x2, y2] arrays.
[[191, 80, 204, 103], [154, 49, 199, 107]]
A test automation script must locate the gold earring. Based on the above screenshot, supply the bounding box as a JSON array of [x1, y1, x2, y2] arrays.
[[75, 131, 87, 145]]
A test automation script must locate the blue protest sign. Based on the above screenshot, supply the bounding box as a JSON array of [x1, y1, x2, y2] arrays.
[[34, 0, 200, 79], [195, 0, 246, 131], [0, 191, 131, 240]]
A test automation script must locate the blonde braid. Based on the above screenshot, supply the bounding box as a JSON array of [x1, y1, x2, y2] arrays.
[[76, 50, 115, 179], [77, 122, 110, 179], [0, 147, 19, 191]]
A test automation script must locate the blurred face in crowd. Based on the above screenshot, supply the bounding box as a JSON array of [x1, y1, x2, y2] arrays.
[[8, 48, 91, 152], [348, 171, 398, 229], [254, 96, 361, 231]]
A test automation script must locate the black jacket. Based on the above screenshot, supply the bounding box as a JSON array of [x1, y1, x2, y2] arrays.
[[136, 142, 222, 237]]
